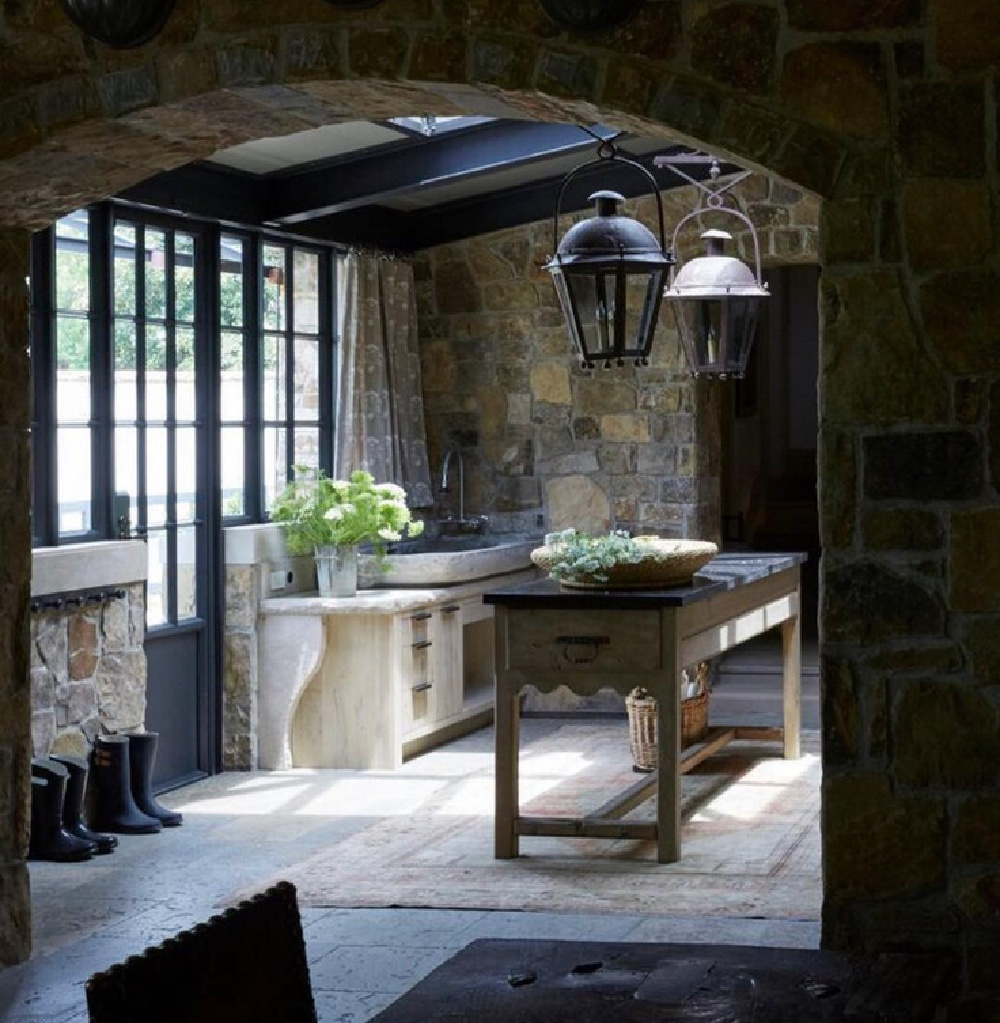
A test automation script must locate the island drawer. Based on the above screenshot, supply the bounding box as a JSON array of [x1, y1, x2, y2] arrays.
[[505, 609, 661, 671]]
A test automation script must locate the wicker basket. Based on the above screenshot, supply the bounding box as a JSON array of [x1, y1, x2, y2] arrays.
[[626, 679, 710, 772], [531, 537, 718, 589]]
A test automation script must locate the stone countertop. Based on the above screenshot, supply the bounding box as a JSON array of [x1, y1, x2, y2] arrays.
[[259, 568, 539, 616], [483, 552, 807, 610]]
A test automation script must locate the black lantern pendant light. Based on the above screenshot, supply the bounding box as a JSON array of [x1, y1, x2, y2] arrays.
[[58, 0, 178, 48], [546, 139, 675, 369], [657, 156, 769, 379]]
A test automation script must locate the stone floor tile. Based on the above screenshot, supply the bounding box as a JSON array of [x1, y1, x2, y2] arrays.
[[311, 989, 399, 1023], [460, 910, 648, 943], [308, 944, 457, 993], [304, 908, 487, 950]]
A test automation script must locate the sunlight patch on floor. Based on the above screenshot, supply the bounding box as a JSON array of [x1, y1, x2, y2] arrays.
[[691, 753, 820, 823]]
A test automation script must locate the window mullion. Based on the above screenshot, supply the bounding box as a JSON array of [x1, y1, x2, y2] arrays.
[[284, 244, 295, 484], [90, 205, 113, 541]]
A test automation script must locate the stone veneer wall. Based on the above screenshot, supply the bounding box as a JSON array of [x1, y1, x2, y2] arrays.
[[414, 177, 818, 543], [30, 587, 146, 760], [0, 3, 998, 1010]]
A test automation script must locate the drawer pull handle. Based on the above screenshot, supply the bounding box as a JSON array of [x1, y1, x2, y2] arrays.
[[412, 682, 433, 693], [441, 604, 461, 614], [411, 640, 433, 650], [557, 635, 609, 665], [411, 612, 433, 621]]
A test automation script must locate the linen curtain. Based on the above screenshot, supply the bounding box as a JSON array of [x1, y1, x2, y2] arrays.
[[334, 251, 434, 508]]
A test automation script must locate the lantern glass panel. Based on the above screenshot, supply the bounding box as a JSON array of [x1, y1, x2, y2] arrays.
[[627, 271, 663, 354], [567, 270, 619, 358], [724, 298, 762, 377]]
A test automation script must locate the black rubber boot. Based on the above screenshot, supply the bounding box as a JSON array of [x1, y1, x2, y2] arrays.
[[128, 732, 182, 827], [90, 736, 162, 835], [29, 760, 95, 862], [50, 754, 118, 855]]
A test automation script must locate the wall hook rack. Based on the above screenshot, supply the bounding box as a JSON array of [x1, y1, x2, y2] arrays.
[[30, 588, 128, 616]]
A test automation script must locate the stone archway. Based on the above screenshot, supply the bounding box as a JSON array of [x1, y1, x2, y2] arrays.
[[2, 4, 997, 1008]]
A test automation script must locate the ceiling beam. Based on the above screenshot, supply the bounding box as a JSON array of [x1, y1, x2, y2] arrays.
[[262, 119, 619, 226], [305, 149, 732, 253], [118, 162, 263, 225]]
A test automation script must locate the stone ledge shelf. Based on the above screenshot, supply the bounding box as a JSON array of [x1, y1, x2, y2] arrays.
[[32, 540, 148, 596]]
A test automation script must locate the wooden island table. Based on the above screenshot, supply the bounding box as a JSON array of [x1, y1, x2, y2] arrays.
[[483, 552, 807, 864]]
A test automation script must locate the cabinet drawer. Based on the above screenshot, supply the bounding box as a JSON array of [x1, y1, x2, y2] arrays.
[[506, 609, 661, 672]]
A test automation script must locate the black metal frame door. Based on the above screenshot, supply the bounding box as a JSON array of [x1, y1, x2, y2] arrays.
[[111, 208, 217, 790]]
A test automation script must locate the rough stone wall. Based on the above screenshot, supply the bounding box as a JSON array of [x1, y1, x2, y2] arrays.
[[0, 1, 995, 1007], [223, 566, 258, 771], [415, 177, 818, 544], [30, 585, 146, 761], [0, 229, 32, 966]]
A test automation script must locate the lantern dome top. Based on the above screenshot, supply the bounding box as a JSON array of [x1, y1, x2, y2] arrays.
[[551, 190, 667, 266], [665, 229, 769, 299]]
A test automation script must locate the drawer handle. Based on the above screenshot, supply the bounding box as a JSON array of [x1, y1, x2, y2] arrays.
[[557, 635, 609, 665], [411, 640, 433, 650], [441, 604, 461, 614], [412, 682, 433, 693], [411, 612, 432, 621]]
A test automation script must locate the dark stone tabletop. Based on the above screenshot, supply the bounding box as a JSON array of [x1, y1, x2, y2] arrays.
[[483, 552, 807, 609]]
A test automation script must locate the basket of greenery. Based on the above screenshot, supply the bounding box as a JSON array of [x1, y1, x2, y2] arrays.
[[531, 529, 717, 589]]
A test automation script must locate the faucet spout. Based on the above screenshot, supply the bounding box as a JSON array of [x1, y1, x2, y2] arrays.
[[440, 448, 465, 522]]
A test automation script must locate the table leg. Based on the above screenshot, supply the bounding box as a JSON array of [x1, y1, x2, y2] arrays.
[[656, 612, 682, 864], [781, 607, 801, 760], [494, 608, 520, 859]]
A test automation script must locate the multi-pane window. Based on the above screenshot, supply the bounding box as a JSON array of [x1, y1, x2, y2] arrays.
[[220, 234, 249, 519], [111, 219, 200, 626], [53, 210, 94, 537], [260, 242, 330, 512], [30, 203, 342, 548]]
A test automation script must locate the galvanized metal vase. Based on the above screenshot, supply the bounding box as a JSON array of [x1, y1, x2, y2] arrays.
[[315, 545, 358, 598]]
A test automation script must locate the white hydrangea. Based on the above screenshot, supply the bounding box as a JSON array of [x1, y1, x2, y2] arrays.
[[378, 527, 402, 542]]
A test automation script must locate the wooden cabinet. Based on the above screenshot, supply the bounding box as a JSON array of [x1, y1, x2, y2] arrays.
[[399, 594, 498, 758], [285, 571, 537, 770]]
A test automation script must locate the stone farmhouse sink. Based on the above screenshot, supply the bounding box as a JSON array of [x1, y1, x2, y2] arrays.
[[359, 534, 542, 587]]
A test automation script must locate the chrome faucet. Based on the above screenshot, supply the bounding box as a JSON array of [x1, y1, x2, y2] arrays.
[[440, 448, 487, 534], [440, 448, 465, 522]]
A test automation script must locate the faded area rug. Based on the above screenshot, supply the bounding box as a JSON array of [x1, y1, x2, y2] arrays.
[[239, 721, 821, 920]]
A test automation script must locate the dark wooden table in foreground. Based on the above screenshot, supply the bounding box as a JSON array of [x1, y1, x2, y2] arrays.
[[369, 938, 954, 1023]]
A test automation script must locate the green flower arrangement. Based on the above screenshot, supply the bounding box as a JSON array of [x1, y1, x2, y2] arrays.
[[540, 529, 654, 584], [271, 467, 424, 562]]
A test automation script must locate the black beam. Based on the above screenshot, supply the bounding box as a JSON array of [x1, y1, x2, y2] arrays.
[[262, 120, 618, 225], [119, 163, 263, 226], [304, 151, 737, 253]]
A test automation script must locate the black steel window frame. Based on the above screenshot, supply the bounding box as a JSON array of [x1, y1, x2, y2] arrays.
[[31, 202, 344, 547]]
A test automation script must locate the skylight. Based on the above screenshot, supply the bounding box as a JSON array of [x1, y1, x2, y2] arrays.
[[388, 115, 495, 137]]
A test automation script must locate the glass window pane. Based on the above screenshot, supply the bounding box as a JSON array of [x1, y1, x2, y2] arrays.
[[175, 235, 195, 323], [146, 530, 168, 628], [262, 246, 286, 330], [221, 427, 245, 517], [114, 426, 138, 530], [55, 210, 89, 242], [263, 427, 287, 512], [56, 317, 90, 424], [293, 249, 320, 334], [176, 427, 197, 523], [55, 234, 90, 313], [293, 336, 319, 421], [220, 235, 245, 328], [176, 327, 196, 422], [114, 320, 137, 421], [177, 525, 198, 621], [146, 426, 168, 527], [262, 334, 286, 421], [114, 221, 136, 316], [146, 325, 168, 421], [57, 428, 91, 535], [220, 330, 245, 421], [293, 427, 320, 472], [145, 229, 167, 320]]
